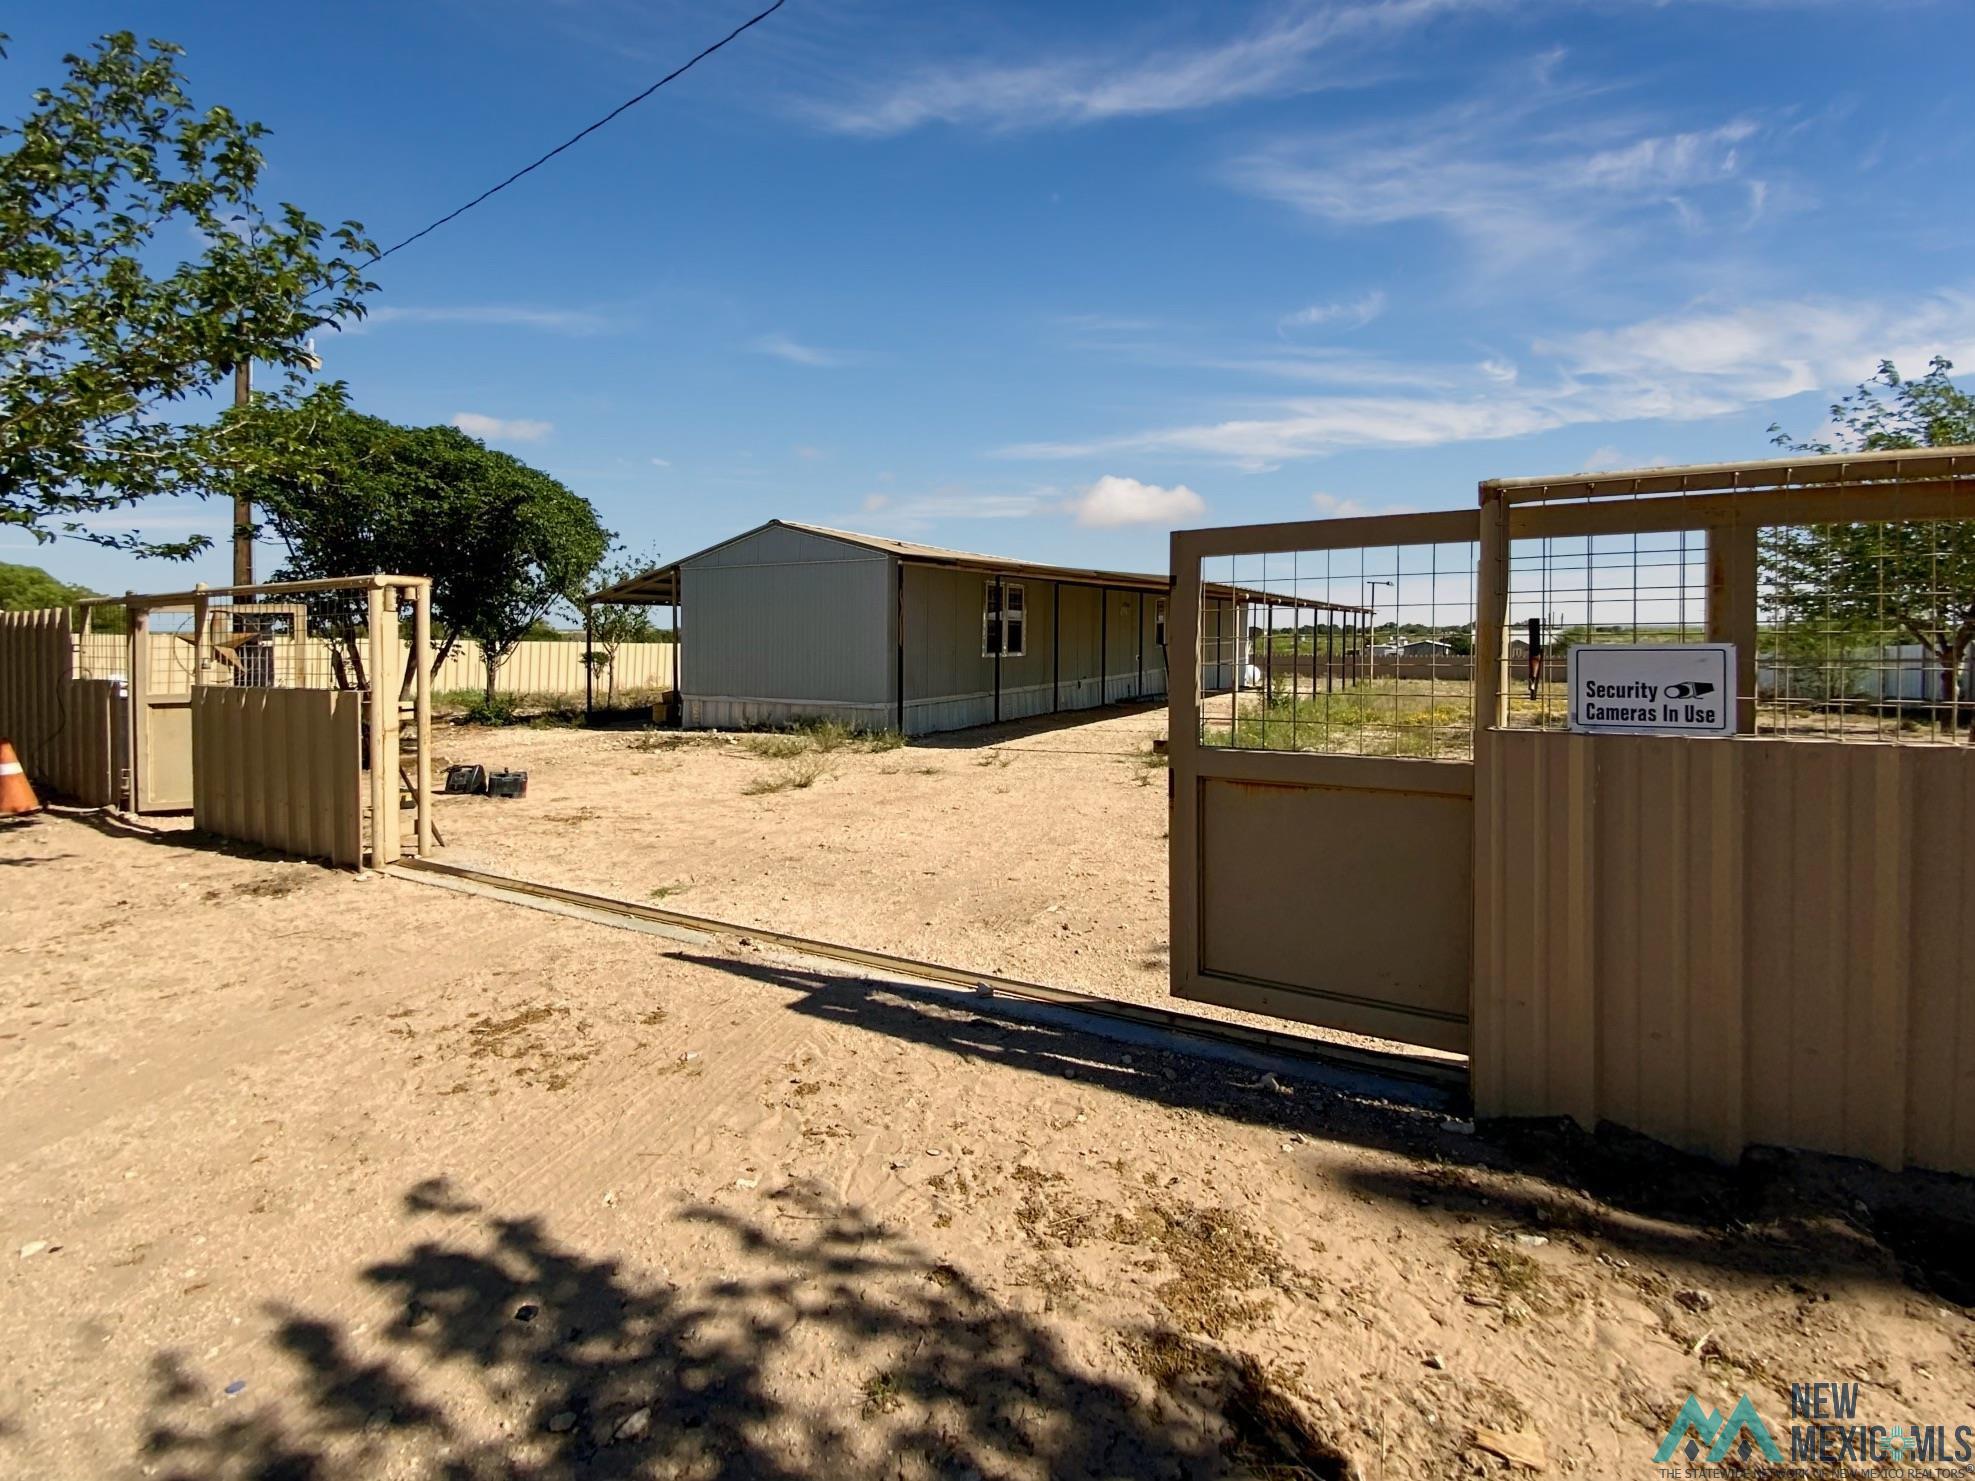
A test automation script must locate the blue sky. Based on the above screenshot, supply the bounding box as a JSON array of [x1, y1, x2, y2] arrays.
[[7, 0, 1975, 598]]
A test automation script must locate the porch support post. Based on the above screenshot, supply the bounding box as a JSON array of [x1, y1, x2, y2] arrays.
[[993, 572, 1003, 724], [1051, 582, 1060, 714], [895, 562, 906, 734]]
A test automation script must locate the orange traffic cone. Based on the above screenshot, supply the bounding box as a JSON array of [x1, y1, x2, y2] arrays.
[[0, 738, 41, 815]]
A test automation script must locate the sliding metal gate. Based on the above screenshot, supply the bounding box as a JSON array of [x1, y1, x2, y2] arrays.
[[1169, 511, 1480, 1054]]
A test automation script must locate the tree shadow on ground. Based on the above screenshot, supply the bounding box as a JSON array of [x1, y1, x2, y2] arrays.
[[137, 1178, 1353, 1481], [673, 951, 1975, 1313]]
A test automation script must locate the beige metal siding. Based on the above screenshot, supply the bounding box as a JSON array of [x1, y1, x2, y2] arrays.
[[192, 687, 363, 867], [902, 565, 1061, 731], [0, 609, 121, 805], [1187, 756, 1474, 1053], [1474, 730, 1975, 1174], [900, 569, 1161, 732], [681, 526, 891, 712], [74, 632, 674, 699], [1054, 583, 1103, 713]]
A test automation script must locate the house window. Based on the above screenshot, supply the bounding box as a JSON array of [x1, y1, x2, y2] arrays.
[[982, 580, 1026, 657], [1155, 598, 1167, 647]]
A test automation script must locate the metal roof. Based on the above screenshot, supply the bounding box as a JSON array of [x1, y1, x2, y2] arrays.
[[587, 519, 1368, 612]]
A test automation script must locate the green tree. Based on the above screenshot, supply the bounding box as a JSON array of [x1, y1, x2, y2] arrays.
[[0, 557, 88, 609], [0, 558, 124, 630], [219, 388, 609, 698], [1, 32, 374, 556], [581, 548, 659, 707], [1768, 357, 1975, 731]]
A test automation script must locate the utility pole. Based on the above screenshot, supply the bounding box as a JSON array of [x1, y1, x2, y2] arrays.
[[231, 358, 253, 586]]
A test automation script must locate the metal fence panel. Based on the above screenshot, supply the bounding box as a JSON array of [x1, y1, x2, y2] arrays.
[[192, 687, 362, 867], [75, 632, 675, 699], [0, 609, 121, 805], [1474, 729, 1975, 1175]]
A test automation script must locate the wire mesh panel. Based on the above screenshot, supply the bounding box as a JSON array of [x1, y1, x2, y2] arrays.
[[1495, 497, 1974, 745], [1501, 529, 1709, 733], [1758, 518, 1975, 742], [1197, 538, 1479, 760]]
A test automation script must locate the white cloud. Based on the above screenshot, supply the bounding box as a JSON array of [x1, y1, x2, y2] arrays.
[[1230, 102, 1766, 270], [1070, 475, 1206, 528], [810, 0, 1479, 135], [1478, 357, 1518, 384], [852, 487, 1060, 532], [1001, 290, 1975, 468], [649, 456, 672, 468], [751, 333, 864, 368], [794, 445, 826, 461], [357, 305, 610, 335], [1310, 492, 1373, 516], [1280, 290, 1386, 332], [451, 412, 553, 443]]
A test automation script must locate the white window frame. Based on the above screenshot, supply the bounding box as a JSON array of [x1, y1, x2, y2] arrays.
[[982, 579, 1027, 658]]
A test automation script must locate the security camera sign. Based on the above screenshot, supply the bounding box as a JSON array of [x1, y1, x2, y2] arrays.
[[1567, 644, 1735, 736]]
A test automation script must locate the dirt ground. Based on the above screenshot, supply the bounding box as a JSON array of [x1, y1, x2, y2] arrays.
[[421, 701, 1450, 1063], [428, 704, 1199, 1019], [5, 808, 1975, 1480]]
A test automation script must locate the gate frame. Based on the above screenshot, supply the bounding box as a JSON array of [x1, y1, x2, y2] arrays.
[[1169, 509, 1481, 1051], [79, 572, 434, 868], [1171, 446, 1975, 1077]]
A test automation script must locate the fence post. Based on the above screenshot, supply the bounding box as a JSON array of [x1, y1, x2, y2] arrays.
[[1706, 517, 1759, 734], [366, 582, 397, 866], [1471, 480, 1511, 1119], [414, 581, 433, 857]]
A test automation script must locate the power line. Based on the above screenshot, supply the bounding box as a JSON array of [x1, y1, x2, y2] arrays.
[[364, 0, 789, 269]]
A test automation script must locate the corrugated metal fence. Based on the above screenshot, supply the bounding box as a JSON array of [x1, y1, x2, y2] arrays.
[[75, 633, 674, 699], [191, 688, 363, 867], [1474, 729, 1975, 1174], [0, 609, 121, 805]]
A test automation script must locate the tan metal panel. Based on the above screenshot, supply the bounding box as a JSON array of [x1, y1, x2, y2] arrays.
[[191, 688, 363, 867], [1186, 775, 1473, 1053], [1475, 731, 1975, 1175], [0, 610, 122, 805]]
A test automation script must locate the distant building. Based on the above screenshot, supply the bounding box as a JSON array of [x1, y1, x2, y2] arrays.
[[590, 521, 1178, 736]]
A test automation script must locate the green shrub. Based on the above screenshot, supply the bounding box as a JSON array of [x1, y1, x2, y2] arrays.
[[461, 692, 521, 725]]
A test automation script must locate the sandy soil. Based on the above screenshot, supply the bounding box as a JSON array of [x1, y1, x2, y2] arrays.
[[5, 809, 1974, 1480], [429, 704, 1191, 1016]]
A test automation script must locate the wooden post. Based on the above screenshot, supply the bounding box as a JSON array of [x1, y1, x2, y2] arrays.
[[366, 582, 396, 866], [1706, 519, 1759, 734], [413, 581, 433, 856]]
